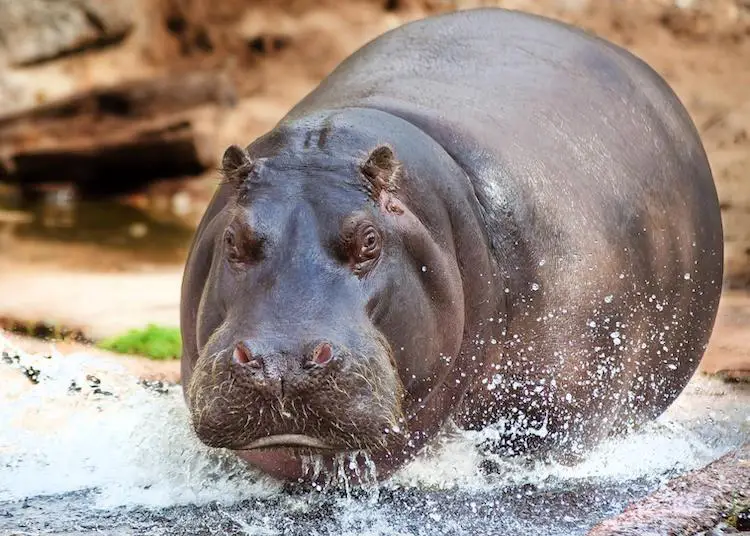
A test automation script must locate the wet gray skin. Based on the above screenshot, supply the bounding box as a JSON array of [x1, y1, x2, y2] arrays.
[[180, 7, 723, 481]]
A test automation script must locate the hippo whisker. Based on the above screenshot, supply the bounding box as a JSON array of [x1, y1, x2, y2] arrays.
[[223, 377, 236, 396], [349, 371, 377, 394]]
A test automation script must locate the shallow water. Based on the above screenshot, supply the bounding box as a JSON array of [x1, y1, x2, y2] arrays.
[[1, 335, 748, 536], [0, 185, 197, 266]]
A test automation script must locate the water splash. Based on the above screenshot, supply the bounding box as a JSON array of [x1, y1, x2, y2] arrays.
[[0, 336, 281, 509], [1, 334, 748, 535]]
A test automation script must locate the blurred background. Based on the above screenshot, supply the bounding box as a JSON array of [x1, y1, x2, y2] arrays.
[[0, 0, 748, 382]]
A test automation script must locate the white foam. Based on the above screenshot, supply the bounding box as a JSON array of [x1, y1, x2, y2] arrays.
[[1, 334, 747, 512], [391, 375, 747, 492], [0, 335, 281, 508]]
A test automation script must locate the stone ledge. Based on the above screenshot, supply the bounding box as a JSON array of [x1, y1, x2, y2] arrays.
[[0, 0, 134, 67], [588, 442, 750, 535]]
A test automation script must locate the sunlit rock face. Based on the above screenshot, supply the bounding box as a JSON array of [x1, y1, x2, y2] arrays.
[[0, 0, 133, 67]]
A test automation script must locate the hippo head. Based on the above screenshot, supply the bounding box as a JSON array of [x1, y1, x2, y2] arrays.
[[182, 115, 484, 480]]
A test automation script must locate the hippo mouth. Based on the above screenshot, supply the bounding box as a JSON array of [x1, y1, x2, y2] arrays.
[[187, 331, 407, 462], [239, 434, 336, 451]]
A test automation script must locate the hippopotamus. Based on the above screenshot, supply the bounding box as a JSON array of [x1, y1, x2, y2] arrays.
[[179, 7, 723, 481]]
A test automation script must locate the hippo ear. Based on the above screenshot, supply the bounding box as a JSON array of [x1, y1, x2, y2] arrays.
[[360, 145, 401, 198], [220, 144, 254, 187]]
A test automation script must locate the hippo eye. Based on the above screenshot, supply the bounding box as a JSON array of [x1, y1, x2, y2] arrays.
[[357, 225, 380, 258], [352, 224, 381, 275], [224, 229, 240, 264], [362, 229, 377, 252], [224, 227, 263, 267], [225, 229, 235, 248]]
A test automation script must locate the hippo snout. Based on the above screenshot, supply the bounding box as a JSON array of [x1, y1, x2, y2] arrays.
[[228, 340, 343, 398], [186, 328, 407, 455], [234, 340, 333, 367]]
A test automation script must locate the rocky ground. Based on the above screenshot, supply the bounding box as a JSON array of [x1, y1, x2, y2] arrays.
[[587, 441, 750, 535]]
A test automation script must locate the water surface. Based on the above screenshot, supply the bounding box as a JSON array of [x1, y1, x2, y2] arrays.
[[1, 335, 748, 535]]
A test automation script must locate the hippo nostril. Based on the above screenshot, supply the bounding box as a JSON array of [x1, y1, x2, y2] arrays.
[[233, 344, 251, 364], [311, 343, 333, 366], [233, 344, 262, 368]]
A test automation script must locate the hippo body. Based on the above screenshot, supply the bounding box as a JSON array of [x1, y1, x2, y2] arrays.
[[180, 8, 723, 480]]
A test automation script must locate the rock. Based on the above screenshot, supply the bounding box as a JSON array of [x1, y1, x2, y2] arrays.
[[22, 364, 40, 384], [138, 379, 172, 395], [0, 71, 234, 192], [587, 442, 750, 536], [699, 291, 750, 381], [0, 0, 134, 66]]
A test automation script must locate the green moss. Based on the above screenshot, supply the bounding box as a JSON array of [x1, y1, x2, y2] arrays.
[[98, 324, 181, 360]]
